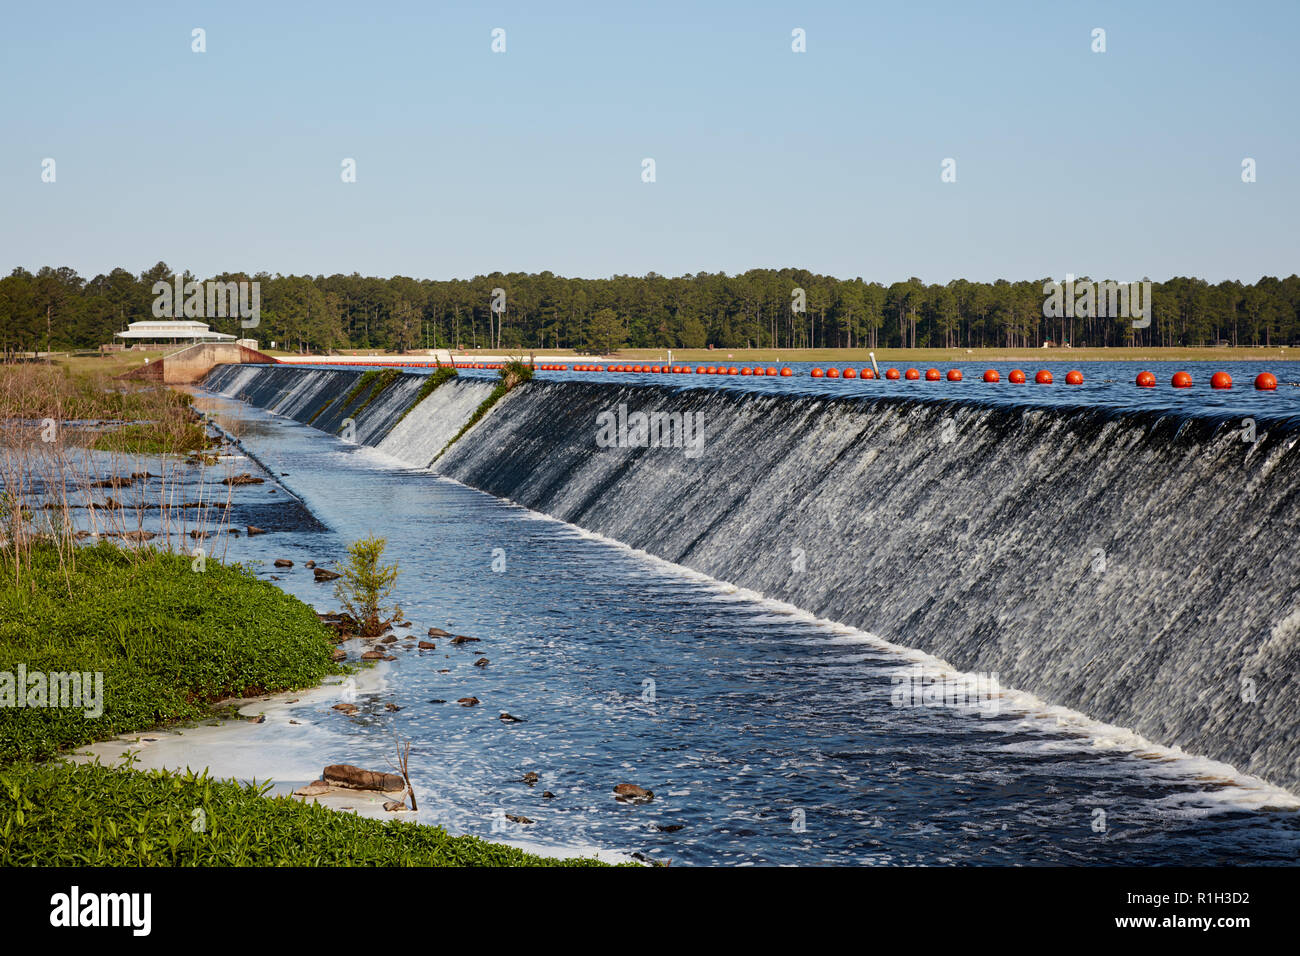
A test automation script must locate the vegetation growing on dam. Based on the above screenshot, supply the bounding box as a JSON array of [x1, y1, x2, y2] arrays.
[[393, 364, 458, 426], [432, 360, 532, 463], [0, 760, 609, 866], [341, 368, 401, 420], [0, 542, 343, 764]]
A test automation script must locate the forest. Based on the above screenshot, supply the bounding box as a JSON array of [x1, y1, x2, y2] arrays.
[[3, 263, 1298, 355]]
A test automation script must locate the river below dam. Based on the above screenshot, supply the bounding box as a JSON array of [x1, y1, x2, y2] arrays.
[[158, 380, 1300, 866]]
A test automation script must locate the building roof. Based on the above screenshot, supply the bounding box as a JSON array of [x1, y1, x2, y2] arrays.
[[114, 321, 236, 341]]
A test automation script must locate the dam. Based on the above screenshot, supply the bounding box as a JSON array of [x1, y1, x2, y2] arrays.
[[194, 360, 1300, 862]]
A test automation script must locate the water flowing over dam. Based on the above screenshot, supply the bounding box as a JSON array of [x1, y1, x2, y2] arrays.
[[202, 363, 1300, 795]]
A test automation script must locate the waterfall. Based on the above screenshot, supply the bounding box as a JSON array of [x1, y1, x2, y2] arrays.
[[201, 366, 1300, 793], [434, 380, 1300, 793]]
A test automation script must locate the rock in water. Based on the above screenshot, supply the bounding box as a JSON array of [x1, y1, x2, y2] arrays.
[[613, 783, 654, 804], [457, 697, 479, 707], [427, 627, 451, 637], [274, 559, 293, 567], [313, 568, 341, 582], [247, 526, 266, 536]]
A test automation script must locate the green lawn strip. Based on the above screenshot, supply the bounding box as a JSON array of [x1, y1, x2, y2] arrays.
[[0, 760, 609, 866]]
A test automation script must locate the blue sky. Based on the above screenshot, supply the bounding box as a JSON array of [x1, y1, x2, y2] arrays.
[[2, 0, 1297, 283]]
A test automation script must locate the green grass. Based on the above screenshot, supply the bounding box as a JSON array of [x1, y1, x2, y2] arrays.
[[335, 368, 401, 435], [349, 368, 400, 418], [0, 542, 343, 764], [91, 419, 211, 454], [0, 760, 609, 866]]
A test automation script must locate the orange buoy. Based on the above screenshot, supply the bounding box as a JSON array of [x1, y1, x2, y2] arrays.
[[826, 368, 840, 378], [1136, 370, 1156, 387], [649, 365, 660, 373], [983, 369, 1000, 383], [843, 368, 857, 379], [925, 368, 941, 381], [885, 368, 900, 380], [1035, 370, 1053, 385], [767, 367, 780, 376], [1255, 372, 1278, 390], [946, 369, 962, 382], [1009, 369, 1026, 384], [726, 366, 737, 375], [779, 367, 793, 377], [862, 368, 875, 379], [905, 368, 920, 380], [1211, 371, 1232, 389], [1172, 371, 1192, 388], [811, 368, 825, 378], [1065, 370, 1083, 385], [741, 367, 753, 375], [695, 367, 706, 374]]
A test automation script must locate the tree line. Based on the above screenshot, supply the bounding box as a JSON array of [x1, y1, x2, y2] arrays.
[[3, 263, 1298, 355]]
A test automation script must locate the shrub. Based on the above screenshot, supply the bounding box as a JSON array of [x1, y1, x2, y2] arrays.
[[334, 536, 401, 636]]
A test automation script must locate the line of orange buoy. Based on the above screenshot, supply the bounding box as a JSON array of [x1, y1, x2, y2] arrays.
[[491, 364, 1283, 392], [1131, 370, 1279, 390]]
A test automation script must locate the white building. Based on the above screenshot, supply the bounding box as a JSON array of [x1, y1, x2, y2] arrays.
[[113, 320, 237, 346]]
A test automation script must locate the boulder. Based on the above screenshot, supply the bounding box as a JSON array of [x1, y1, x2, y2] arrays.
[[457, 696, 479, 707], [450, 635, 480, 645], [293, 780, 332, 797], [418, 641, 437, 650], [274, 559, 293, 568], [330, 648, 346, 662], [360, 650, 384, 660], [473, 657, 489, 667], [505, 814, 533, 825], [613, 783, 654, 805], [332, 703, 358, 714], [247, 526, 266, 536], [427, 627, 451, 637], [313, 568, 341, 582], [322, 764, 405, 792]]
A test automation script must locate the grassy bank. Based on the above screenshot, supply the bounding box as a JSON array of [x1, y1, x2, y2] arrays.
[[0, 542, 342, 764], [0, 761, 606, 866], [0, 542, 605, 867]]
